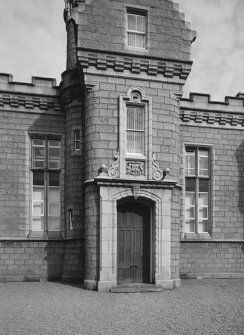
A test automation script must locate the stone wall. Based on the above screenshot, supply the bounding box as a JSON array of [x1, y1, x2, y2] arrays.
[[0, 74, 84, 282], [180, 117, 244, 240], [179, 93, 244, 278], [180, 242, 244, 278], [170, 187, 181, 280], [0, 239, 84, 282], [72, 0, 194, 61], [83, 74, 182, 181], [60, 70, 86, 236], [0, 74, 65, 237]]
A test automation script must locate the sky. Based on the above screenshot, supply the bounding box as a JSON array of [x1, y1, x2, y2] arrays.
[[0, 0, 243, 101]]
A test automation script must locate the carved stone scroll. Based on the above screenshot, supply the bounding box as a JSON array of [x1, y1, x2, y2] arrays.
[[152, 152, 170, 181], [108, 151, 120, 178]]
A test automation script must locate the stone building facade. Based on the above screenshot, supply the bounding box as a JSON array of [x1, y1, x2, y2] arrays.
[[0, 0, 243, 291]]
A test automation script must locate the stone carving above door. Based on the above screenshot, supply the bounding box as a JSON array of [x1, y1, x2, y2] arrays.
[[126, 160, 145, 176]]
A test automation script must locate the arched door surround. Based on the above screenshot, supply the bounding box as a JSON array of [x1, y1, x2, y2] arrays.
[[94, 180, 181, 292]]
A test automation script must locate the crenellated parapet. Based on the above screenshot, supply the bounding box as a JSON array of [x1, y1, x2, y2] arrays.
[[0, 73, 62, 114], [180, 92, 244, 129]]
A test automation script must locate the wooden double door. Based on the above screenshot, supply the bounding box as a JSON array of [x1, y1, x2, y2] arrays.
[[117, 202, 150, 284]]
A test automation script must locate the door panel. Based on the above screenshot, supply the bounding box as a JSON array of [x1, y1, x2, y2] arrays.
[[134, 228, 142, 282], [117, 202, 150, 284], [118, 228, 133, 283]]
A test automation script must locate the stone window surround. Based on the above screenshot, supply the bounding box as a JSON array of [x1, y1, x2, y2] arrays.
[[126, 9, 147, 50], [119, 87, 152, 180], [28, 132, 64, 239], [182, 143, 214, 241], [124, 4, 149, 52], [71, 125, 83, 156], [90, 179, 181, 292]]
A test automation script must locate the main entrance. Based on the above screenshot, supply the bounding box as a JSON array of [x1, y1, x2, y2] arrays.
[[117, 202, 150, 284]]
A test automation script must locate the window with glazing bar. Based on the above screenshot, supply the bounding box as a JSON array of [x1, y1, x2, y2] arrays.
[[185, 147, 210, 233], [126, 105, 145, 155], [127, 10, 146, 49], [31, 138, 61, 232], [74, 130, 81, 151]]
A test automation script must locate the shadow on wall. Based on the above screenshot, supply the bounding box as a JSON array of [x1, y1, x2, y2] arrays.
[[235, 139, 244, 241]]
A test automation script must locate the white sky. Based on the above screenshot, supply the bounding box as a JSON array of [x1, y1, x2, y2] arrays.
[[0, 0, 243, 101]]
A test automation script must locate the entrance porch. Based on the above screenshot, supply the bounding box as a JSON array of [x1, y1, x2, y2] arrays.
[[87, 178, 181, 292]]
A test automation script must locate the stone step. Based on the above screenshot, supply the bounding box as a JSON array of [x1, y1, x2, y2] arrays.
[[111, 284, 164, 293]]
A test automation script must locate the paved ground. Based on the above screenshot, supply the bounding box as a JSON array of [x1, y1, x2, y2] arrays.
[[0, 279, 243, 335]]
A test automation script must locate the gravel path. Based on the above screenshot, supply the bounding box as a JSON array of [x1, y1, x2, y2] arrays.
[[0, 279, 243, 335]]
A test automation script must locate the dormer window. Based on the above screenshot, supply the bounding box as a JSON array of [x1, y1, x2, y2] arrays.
[[127, 10, 147, 49]]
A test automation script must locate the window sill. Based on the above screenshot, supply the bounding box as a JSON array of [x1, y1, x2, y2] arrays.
[[126, 154, 146, 160], [181, 232, 212, 241], [181, 233, 244, 243], [28, 231, 63, 239], [125, 46, 148, 53]]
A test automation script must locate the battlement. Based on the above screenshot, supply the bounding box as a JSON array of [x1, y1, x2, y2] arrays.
[[0, 74, 61, 113], [180, 93, 244, 128], [0, 73, 59, 96], [181, 92, 244, 113]]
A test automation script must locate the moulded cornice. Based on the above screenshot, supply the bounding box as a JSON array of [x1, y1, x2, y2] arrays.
[[77, 47, 192, 80], [0, 91, 62, 113], [180, 110, 244, 128], [92, 177, 178, 189]]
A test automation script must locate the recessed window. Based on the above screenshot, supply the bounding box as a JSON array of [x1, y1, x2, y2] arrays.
[[126, 105, 145, 155], [185, 147, 210, 233], [74, 130, 81, 151], [119, 88, 152, 179], [127, 10, 147, 49], [31, 138, 61, 232]]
